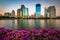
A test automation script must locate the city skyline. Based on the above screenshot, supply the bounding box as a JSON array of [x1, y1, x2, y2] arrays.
[[0, 0, 60, 16]]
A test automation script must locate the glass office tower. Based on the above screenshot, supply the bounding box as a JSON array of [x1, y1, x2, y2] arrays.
[[23, 7, 28, 18], [36, 4, 41, 17]]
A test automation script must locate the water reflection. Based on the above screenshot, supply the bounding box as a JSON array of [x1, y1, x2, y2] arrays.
[[4, 20, 12, 29], [45, 19, 56, 28], [40, 20, 45, 28], [23, 19, 29, 30], [0, 19, 60, 30], [50, 19, 56, 27], [56, 19, 60, 30], [35, 20, 41, 29], [11, 20, 16, 29], [17, 19, 23, 30], [0, 20, 5, 27], [28, 19, 35, 29]]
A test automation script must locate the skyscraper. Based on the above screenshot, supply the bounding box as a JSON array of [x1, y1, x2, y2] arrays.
[[17, 9, 20, 18], [21, 5, 25, 11], [23, 7, 28, 18], [17, 8, 22, 18], [47, 6, 56, 18], [44, 8, 47, 18], [21, 5, 25, 16], [11, 10, 15, 17], [36, 4, 41, 18]]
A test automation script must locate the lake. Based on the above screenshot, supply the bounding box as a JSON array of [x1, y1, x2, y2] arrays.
[[0, 19, 60, 30]]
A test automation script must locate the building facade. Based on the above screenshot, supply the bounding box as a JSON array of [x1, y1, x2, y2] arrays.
[[44, 6, 56, 18], [23, 7, 28, 18], [17, 9, 20, 18], [47, 6, 56, 18], [17, 9, 22, 18], [11, 10, 15, 17], [44, 8, 47, 18], [21, 5, 25, 16], [36, 4, 41, 18], [4, 12, 11, 17]]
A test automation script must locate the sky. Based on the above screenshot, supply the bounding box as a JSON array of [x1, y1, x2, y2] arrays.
[[0, 0, 60, 16]]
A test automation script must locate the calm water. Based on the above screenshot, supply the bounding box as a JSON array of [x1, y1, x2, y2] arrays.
[[0, 19, 60, 30]]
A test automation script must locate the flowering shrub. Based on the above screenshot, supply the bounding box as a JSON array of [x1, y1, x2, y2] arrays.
[[0, 28, 60, 40]]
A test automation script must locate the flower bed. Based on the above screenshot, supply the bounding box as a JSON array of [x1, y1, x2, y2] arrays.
[[0, 28, 60, 40]]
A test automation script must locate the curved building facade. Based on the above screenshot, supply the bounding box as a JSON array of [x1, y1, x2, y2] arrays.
[[36, 4, 41, 18], [23, 7, 28, 18]]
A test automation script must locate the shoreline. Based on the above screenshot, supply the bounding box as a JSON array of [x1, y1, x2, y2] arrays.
[[0, 18, 60, 20]]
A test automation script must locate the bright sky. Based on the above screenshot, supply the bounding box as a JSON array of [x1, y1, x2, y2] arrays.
[[0, 0, 60, 16]]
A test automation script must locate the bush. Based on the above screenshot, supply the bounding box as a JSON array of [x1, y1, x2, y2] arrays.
[[0, 28, 60, 40]]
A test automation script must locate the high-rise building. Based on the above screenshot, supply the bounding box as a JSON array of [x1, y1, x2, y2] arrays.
[[4, 12, 11, 17], [23, 7, 28, 18], [17, 9, 20, 18], [36, 4, 41, 18], [11, 10, 15, 17], [44, 8, 47, 18], [47, 6, 56, 18], [21, 5, 25, 16], [21, 5, 25, 11], [17, 8, 22, 18]]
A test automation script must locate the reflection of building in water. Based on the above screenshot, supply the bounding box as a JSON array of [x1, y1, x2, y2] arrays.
[[45, 19, 56, 28], [35, 20, 41, 29], [17, 19, 23, 30], [28, 19, 35, 29], [45, 19, 50, 27], [4, 20, 13, 29], [23, 19, 29, 29], [50, 19, 56, 27], [12, 20, 17, 30], [40, 20, 45, 28], [44, 6, 56, 18], [56, 20, 60, 30], [0, 20, 6, 27]]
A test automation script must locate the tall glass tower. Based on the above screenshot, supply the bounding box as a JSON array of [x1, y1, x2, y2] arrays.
[[23, 7, 28, 18], [36, 4, 41, 17]]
